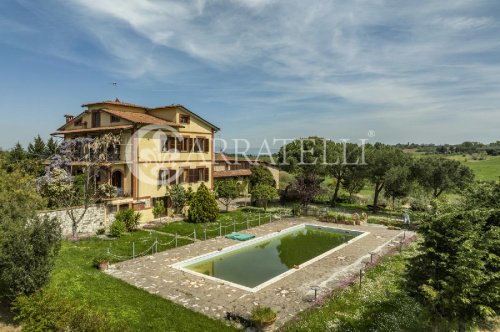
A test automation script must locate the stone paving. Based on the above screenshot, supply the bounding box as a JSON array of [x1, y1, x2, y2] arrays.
[[106, 218, 412, 327]]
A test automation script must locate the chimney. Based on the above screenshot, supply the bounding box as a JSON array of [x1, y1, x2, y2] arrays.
[[64, 114, 74, 123]]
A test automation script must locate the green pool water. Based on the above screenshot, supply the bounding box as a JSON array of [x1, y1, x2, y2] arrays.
[[185, 225, 358, 288]]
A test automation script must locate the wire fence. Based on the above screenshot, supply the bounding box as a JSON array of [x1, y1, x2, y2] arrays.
[[106, 208, 294, 263]]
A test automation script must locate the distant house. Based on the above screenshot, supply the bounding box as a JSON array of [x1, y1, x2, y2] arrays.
[[52, 99, 219, 221], [213, 152, 280, 194]]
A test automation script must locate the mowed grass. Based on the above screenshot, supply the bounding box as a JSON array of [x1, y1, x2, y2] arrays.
[[47, 232, 237, 332], [151, 208, 277, 239], [455, 156, 500, 182], [281, 243, 430, 331]]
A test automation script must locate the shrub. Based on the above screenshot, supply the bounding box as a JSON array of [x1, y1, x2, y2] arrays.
[[188, 183, 219, 223], [251, 306, 277, 323], [0, 215, 61, 299], [152, 200, 165, 220], [92, 254, 110, 268], [251, 184, 277, 211], [14, 289, 126, 332], [114, 209, 141, 232], [109, 220, 126, 237]]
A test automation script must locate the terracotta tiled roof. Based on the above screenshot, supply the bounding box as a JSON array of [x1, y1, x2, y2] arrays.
[[101, 109, 182, 127], [81, 100, 148, 109], [215, 152, 236, 162], [51, 125, 133, 135], [213, 169, 252, 178]]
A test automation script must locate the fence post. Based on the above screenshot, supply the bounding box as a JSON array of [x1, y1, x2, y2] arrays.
[[233, 220, 236, 233], [107, 247, 110, 255], [258, 213, 261, 226], [219, 223, 222, 237], [359, 269, 363, 287], [155, 239, 158, 253], [204, 226, 207, 241], [132, 242, 135, 259], [194, 227, 197, 241], [175, 233, 178, 247]]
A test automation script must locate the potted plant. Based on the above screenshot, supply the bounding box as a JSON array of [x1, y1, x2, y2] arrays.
[[93, 254, 110, 271], [251, 306, 277, 331]]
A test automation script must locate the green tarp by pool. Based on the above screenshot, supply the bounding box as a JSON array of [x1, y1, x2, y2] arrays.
[[225, 232, 256, 241]]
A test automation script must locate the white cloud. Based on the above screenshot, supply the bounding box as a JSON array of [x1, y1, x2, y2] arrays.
[[7, 0, 500, 144]]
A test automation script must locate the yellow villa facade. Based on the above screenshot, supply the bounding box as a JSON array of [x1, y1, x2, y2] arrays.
[[52, 99, 219, 221]]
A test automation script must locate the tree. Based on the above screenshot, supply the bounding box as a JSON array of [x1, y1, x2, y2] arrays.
[[27, 135, 47, 159], [250, 184, 277, 211], [188, 183, 219, 223], [249, 165, 276, 188], [46, 137, 59, 156], [407, 182, 499, 331], [278, 137, 327, 207], [167, 184, 188, 214], [407, 210, 497, 331], [290, 174, 322, 207], [325, 141, 366, 206], [37, 134, 121, 238], [341, 168, 366, 203], [0, 169, 61, 299], [383, 165, 412, 209], [413, 157, 474, 198], [365, 144, 411, 212], [215, 179, 242, 211], [152, 199, 166, 221]]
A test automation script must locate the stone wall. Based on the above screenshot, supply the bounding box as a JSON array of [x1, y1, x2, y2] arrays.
[[38, 205, 108, 237]]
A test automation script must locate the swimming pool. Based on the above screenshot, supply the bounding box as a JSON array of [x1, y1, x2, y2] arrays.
[[172, 224, 368, 292]]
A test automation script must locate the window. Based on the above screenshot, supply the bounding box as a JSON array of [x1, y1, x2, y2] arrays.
[[193, 138, 202, 152], [182, 137, 191, 152], [187, 168, 209, 183], [204, 138, 210, 153], [92, 111, 101, 127], [161, 137, 175, 152], [178, 169, 186, 183], [158, 169, 168, 186], [180, 115, 190, 124], [110, 115, 120, 123], [74, 118, 83, 126], [188, 169, 198, 183], [192, 138, 209, 153]]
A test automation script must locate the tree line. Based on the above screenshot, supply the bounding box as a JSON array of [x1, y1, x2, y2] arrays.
[[278, 138, 475, 212]]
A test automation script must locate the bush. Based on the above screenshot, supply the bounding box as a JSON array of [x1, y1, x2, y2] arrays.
[[92, 254, 110, 268], [14, 289, 126, 332], [0, 215, 61, 299], [152, 200, 165, 220], [109, 220, 126, 237], [188, 183, 219, 223], [114, 209, 141, 232], [251, 306, 277, 323]]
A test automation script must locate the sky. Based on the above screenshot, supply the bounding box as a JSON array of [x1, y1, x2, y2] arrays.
[[0, 0, 499, 150]]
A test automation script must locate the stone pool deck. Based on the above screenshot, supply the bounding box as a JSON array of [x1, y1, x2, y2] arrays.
[[106, 218, 413, 327]]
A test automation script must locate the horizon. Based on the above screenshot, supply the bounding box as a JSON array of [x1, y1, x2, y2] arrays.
[[1, 1, 500, 148]]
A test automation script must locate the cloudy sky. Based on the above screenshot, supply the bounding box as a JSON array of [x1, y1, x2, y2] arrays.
[[1, 0, 499, 149]]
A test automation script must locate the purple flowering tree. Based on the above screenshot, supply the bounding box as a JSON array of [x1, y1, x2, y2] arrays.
[[37, 134, 121, 238]]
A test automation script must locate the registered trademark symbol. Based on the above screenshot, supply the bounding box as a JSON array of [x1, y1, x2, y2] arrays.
[[368, 130, 375, 138]]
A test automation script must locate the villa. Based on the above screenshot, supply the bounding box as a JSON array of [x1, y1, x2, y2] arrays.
[[52, 99, 219, 221]]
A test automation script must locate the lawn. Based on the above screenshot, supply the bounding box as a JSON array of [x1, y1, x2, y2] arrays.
[[47, 231, 237, 332], [281, 242, 430, 331], [458, 156, 500, 182], [40, 209, 285, 331], [150, 208, 280, 240]]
